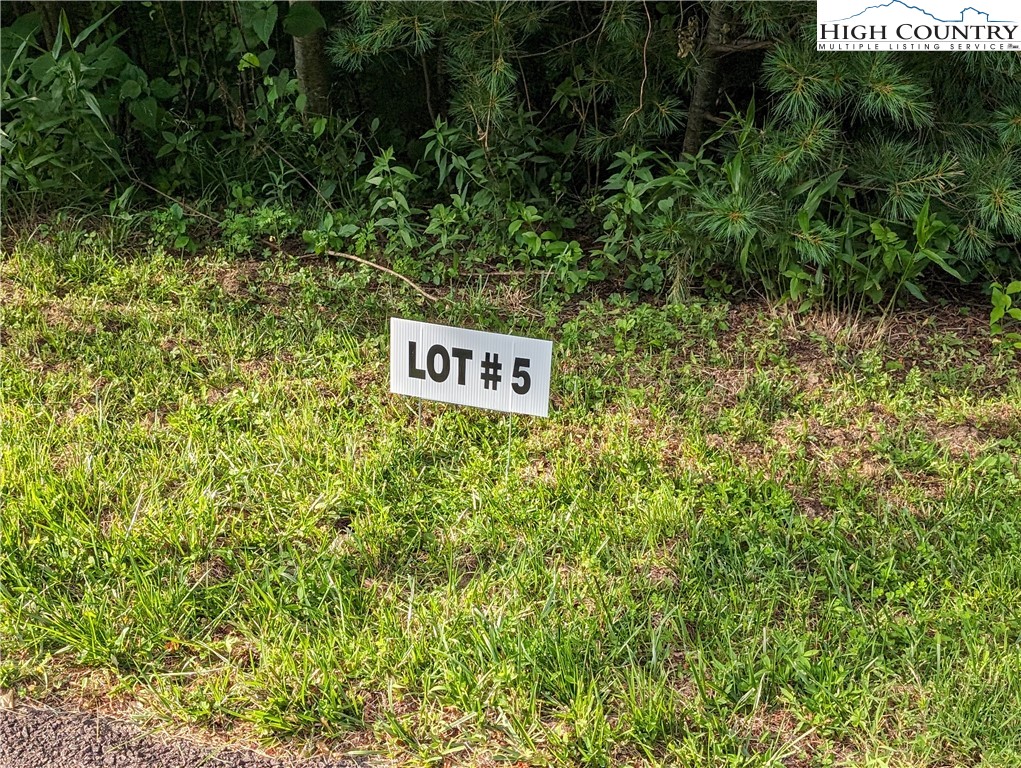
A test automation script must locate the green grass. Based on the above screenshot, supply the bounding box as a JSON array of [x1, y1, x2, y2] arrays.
[[2, 225, 1020, 766]]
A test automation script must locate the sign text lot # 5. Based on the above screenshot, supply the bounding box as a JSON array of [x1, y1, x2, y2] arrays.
[[389, 318, 553, 418]]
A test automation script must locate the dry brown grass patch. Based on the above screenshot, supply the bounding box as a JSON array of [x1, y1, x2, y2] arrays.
[[968, 402, 1021, 439], [186, 555, 233, 587], [917, 412, 1000, 459], [0, 276, 30, 305], [731, 707, 825, 767], [475, 281, 544, 320], [796, 494, 832, 520], [212, 260, 262, 297]]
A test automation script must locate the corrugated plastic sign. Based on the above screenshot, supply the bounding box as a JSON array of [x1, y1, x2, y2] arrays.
[[390, 318, 553, 417]]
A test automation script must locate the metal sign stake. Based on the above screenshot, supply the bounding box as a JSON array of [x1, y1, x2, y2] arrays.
[[505, 413, 513, 479], [417, 398, 423, 449]]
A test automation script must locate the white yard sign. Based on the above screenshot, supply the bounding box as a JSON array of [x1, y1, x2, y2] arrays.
[[390, 318, 553, 417]]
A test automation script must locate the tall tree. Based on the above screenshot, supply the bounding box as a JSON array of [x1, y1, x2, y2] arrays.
[[30, 0, 60, 49], [682, 2, 727, 155], [287, 0, 331, 115]]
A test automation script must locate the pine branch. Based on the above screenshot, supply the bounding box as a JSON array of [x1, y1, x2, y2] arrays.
[[713, 39, 774, 54]]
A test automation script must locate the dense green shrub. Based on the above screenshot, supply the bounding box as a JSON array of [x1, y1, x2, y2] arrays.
[[1, 1, 1018, 306], [0, 11, 128, 197]]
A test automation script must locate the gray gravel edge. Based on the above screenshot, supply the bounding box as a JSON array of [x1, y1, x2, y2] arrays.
[[0, 706, 371, 768]]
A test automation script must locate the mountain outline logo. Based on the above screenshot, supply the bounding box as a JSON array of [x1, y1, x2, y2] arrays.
[[816, 0, 1019, 50], [828, 1, 1014, 23]]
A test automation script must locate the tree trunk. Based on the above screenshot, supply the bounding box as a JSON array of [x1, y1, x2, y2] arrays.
[[290, 0, 331, 116], [682, 2, 726, 155], [32, 1, 61, 50]]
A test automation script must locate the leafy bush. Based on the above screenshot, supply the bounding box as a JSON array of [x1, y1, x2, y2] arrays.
[[1, 1, 1018, 311], [1, 11, 130, 204], [990, 281, 1021, 349]]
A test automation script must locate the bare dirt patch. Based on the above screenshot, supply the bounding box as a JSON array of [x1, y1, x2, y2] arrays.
[[927, 422, 987, 459], [214, 261, 263, 298], [730, 707, 844, 768], [237, 354, 293, 380], [212, 261, 293, 311], [876, 471, 947, 517], [0, 277, 31, 306], [969, 402, 1021, 440], [714, 299, 1013, 396], [915, 412, 1005, 460], [35, 300, 91, 332], [704, 406, 920, 515], [186, 555, 233, 587], [795, 494, 832, 520]]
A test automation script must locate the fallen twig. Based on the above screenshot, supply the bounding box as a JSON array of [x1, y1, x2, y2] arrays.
[[321, 249, 441, 302]]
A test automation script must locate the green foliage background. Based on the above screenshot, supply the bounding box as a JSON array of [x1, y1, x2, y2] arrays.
[[1, 1, 1019, 308]]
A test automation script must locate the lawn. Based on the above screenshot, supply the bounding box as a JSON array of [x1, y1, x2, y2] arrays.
[[1, 226, 1020, 767]]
